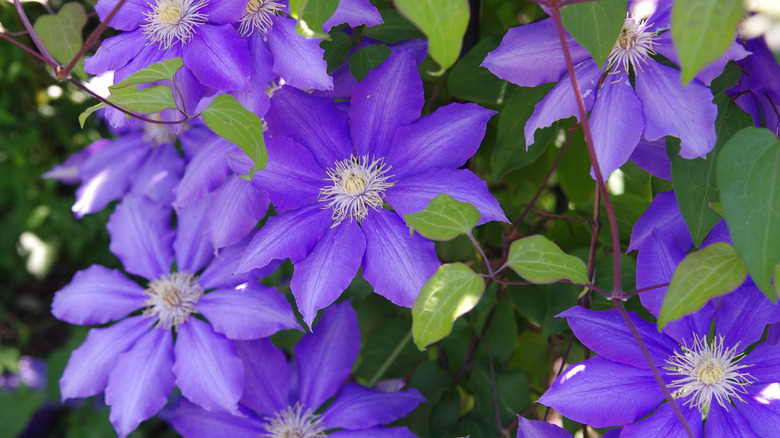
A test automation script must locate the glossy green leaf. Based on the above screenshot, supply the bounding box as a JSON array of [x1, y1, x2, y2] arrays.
[[78, 102, 108, 128], [349, 44, 392, 81], [717, 127, 780, 299], [672, 0, 745, 84], [412, 263, 485, 350], [448, 36, 514, 106], [405, 194, 480, 241], [289, 0, 339, 39], [201, 94, 267, 177], [321, 31, 352, 73], [106, 85, 177, 114], [109, 58, 184, 94], [365, 9, 425, 43], [33, 3, 87, 79], [506, 235, 588, 284], [658, 242, 748, 328], [560, 0, 627, 69], [395, 0, 469, 75]]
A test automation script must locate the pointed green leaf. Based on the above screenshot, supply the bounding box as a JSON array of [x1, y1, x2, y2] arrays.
[[658, 242, 748, 329], [365, 9, 425, 43], [506, 235, 588, 284], [412, 263, 485, 350], [717, 127, 780, 299], [560, 0, 627, 69], [672, 0, 746, 84], [106, 85, 177, 114], [33, 3, 87, 79], [448, 36, 514, 106], [78, 102, 108, 128], [109, 58, 184, 94], [289, 0, 339, 39], [200, 94, 267, 177], [395, 0, 469, 75], [349, 44, 392, 82], [405, 194, 480, 241]]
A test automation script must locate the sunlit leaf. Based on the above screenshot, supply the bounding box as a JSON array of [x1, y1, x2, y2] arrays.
[[395, 0, 469, 75], [200, 95, 267, 178], [405, 194, 480, 241], [33, 2, 87, 79], [106, 85, 177, 114], [78, 102, 108, 128], [560, 0, 626, 69], [506, 235, 588, 284], [109, 58, 184, 94], [289, 0, 339, 39], [350, 44, 392, 82]]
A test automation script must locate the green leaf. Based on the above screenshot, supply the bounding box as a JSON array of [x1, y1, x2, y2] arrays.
[[321, 31, 352, 73], [201, 94, 267, 178], [289, 0, 339, 39], [717, 127, 780, 299], [491, 84, 557, 180], [669, 95, 754, 247], [78, 102, 108, 128], [560, 0, 627, 69], [395, 0, 470, 75], [405, 194, 480, 241], [412, 263, 485, 350], [448, 36, 514, 106], [365, 9, 426, 43], [106, 85, 177, 114], [672, 0, 746, 84], [506, 235, 588, 284], [349, 44, 392, 81], [658, 242, 748, 328], [109, 58, 184, 94], [33, 2, 87, 79]]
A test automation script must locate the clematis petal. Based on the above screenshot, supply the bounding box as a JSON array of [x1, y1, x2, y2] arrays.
[[105, 329, 175, 438], [515, 416, 573, 438], [235, 338, 290, 417], [386, 168, 508, 225], [200, 0, 244, 24], [740, 381, 780, 437], [164, 399, 265, 438], [705, 403, 760, 438], [361, 208, 440, 308], [290, 221, 366, 328], [60, 316, 151, 400], [266, 86, 352, 168], [295, 301, 360, 410], [635, 62, 716, 159], [196, 283, 299, 340], [320, 383, 425, 430], [52, 265, 146, 325], [630, 138, 672, 180], [714, 285, 780, 349], [199, 234, 279, 289], [620, 403, 703, 438], [329, 427, 419, 438], [84, 30, 147, 74], [636, 229, 687, 317], [481, 18, 591, 87], [95, 0, 148, 31], [129, 142, 184, 206], [739, 342, 780, 384], [237, 203, 333, 272], [386, 103, 496, 179], [628, 191, 692, 252], [324, 0, 382, 29], [204, 176, 269, 250], [232, 34, 275, 117], [268, 16, 333, 91], [538, 356, 665, 428], [107, 194, 175, 280], [252, 135, 326, 210], [174, 195, 214, 274], [350, 49, 424, 158], [173, 137, 233, 209], [185, 24, 251, 91], [174, 318, 243, 414]]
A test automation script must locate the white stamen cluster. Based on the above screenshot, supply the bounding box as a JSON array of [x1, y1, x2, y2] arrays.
[[318, 154, 395, 226], [143, 272, 203, 330], [239, 0, 284, 37], [142, 0, 209, 49], [263, 403, 326, 438], [606, 15, 659, 74], [664, 334, 754, 417]]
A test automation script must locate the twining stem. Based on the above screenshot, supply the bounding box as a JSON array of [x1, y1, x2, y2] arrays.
[[12, 0, 58, 67], [0, 32, 48, 63], [58, 0, 128, 79]]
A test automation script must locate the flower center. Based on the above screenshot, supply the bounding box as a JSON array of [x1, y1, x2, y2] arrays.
[[318, 154, 395, 226], [142, 0, 209, 49], [238, 0, 284, 37], [606, 15, 659, 74], [143, 272, 203, 330], [664, 334, 753, 417], [263, 403, 326, 438], [143, 118, 178, 146]]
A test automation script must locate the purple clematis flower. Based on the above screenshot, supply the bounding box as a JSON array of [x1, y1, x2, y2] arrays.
[[236, 49, 507, 326], [515, 416, 621, 438], [51, 194, 299, 437], [481, 0, 748, 179], [164, 300, 425, 437], [727, 37, 780, 135]]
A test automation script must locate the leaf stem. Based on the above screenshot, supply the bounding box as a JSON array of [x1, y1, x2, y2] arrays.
[[12, 0, 58, 67], [58, 0, 127, 79], [0, 31, 48, 63]]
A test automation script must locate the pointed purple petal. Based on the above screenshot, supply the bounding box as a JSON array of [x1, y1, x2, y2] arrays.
[[84, 30, 147, 74], [295, 301, 360, 409], [268, 16, 333, 91], [235, 338, 290, 417], [129, 142, 184, 206], [105, 329, 175, 438], [199, 234, 278, 289], [386, 168, 508, 225], [620, 403, 702, 438], [174, 318, 243, 413], [107, 194, 174, 280], [628, 191, 692, 252], [739, 340, 780, 383], [324, 0, 382, 29], [173, 137, 233, 209], [237, 204, 333, 272], [95, 0, 147, 30], [200, 0, 244, 23], [350, 49, 423, 158], [705, 403, 760, 438], [740, 383, 780, 437], [251, 136, 325, 210], [538, 356, 665, 428], [290, 221, 366, 327], [197, 283, 299, 340], [60, 316, 151, 400], [361, 208, 440, 307], [636, 228, 687, 317], [329, 427, 419, 438], [44, 139, 107, 184], [320, 383, 424, 430], [174, 195, 215, 274], [515, 416, 573, 438], [165, 399, 265, 438], [52, 265, 145, 325], [232, 35, 275, 117], [635, 62, 716, 159], [715, 285, 780, 349], [205, 176, 269, 250], [630, 138, 672, 180], [185, 24, 251, 91], [386, 103, 496, 179], [482, 18, 591, 87]]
